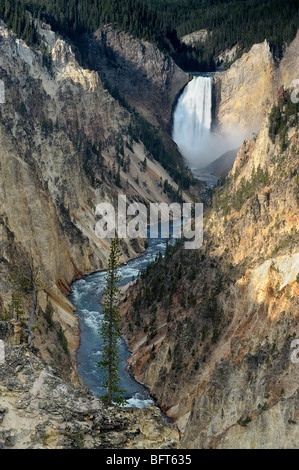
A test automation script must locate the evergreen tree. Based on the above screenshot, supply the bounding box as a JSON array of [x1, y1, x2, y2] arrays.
[[115, 164, 121, 187], [98, 233, 125, 406], [1, 0, 297, 72], [9, 255, 51, 359]]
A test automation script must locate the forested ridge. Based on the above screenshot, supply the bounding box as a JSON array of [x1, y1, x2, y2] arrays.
[[0, 0, 298, 71]]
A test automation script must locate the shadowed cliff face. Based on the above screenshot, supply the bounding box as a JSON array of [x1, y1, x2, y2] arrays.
[[83, 26, 192, 164], [0, 22, 195, 380], [121, 104, 299, 447], [85, 26, 190, 132]]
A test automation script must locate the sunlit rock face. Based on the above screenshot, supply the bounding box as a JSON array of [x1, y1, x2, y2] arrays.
[[214, 33, 299, 137], [172, 34, 299, 171]]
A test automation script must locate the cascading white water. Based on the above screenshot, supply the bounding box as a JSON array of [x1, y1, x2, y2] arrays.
[[172, 75, 213, 168]]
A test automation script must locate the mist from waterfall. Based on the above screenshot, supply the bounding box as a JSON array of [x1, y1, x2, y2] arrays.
[[172, 75, 244, 170]]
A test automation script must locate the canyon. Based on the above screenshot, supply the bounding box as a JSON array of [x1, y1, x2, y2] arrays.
[[0, 20, 196, 447], [0, 19, 197, 378], [0, 15, 298, 449], [121, 34, 299, 448]]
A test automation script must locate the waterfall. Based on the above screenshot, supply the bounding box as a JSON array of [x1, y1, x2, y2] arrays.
[[172, 75, 213, 169]]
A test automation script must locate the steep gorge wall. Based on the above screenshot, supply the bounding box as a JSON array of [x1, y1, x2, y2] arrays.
[[0, 22, 193, 380], [122, 109, 299, 447], [214, 31, 299, 137], [86, 25, 191, 131], [0, 17, 297, 449]]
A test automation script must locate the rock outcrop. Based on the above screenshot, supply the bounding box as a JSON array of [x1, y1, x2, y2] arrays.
[[214, 40, 279, 136], [180, 29, 210, 47], [213, 31, 299, 137], [0, 335, 179, 449]]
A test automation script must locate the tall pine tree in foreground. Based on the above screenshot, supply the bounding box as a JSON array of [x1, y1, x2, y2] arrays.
[[98, 234, 125, 406]]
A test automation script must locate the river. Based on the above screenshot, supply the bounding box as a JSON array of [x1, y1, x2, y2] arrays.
[[70, 225, 172, 408]]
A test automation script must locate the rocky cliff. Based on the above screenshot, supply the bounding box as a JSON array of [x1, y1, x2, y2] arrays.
[[214, 31, 299, 138], [0, 326, 179, 449], [0, 20, 198, 381], [85, 25, 190, 131], [180, 29, 210, 47], [0, 13, 298, 450], [122, 96, 299, 447]]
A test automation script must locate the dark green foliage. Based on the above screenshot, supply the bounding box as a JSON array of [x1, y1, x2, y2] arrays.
[[5, 291, 24, 321], [269, 104, 283, 142], [44, 300, 54, 329], [141, 157, 147, 172], [103, 80, 131, 111], [57, 326, 69, 355], [201, 324, 209, 342], [269, 91, 299, 150], [188, 292, 197, 307], [41, 118, 53, 135], [171, 342, 182, 371], [163, 179, 184, 202], [115, 164, 121, 187], [149, 344, 156, 361], [98, 234, 126, 406], [2, 0, 297, 72], [138, 241, 196, 315], [148, 0, 299, 65], [232, 166, 270, 211], [79, 140, 103, 187], [41, 47, 53, 74], [0, 0, 40, 46], [237, 415, 252, 427], [213, 165, 270, 215], [8, 259, 46, 321]]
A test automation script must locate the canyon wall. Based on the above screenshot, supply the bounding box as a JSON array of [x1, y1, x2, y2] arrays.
[[122, 105, 299, 447], [214, 31, 299, 138], [0, 16, 298, 449], [85, 25, 191, 131], [0, 22, 194, 381]]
